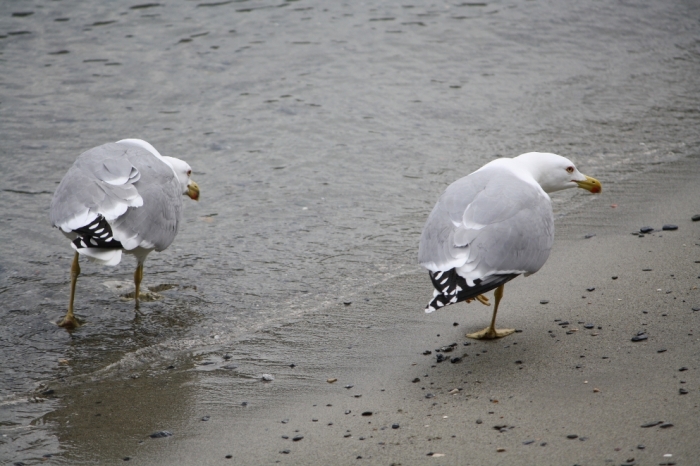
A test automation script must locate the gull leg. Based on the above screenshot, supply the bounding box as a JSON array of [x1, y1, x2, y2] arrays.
[[58, 252, 82, 329], [465, 295, 490, 306], [134, 263, 144, 311], [466, 285, 515, 339]]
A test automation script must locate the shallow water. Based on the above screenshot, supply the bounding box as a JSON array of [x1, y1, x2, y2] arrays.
[[1, 0, 699, 462]]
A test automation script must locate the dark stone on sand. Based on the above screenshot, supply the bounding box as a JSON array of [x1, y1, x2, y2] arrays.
[[361, 411, 372, 416], [584, 233, 596, 239], [450, 357, 462, 363], [540, 442, 547, 446], [225, 454, 232, 459], [523, 440, 534, 445], [637, 444, 645, 449], [282, 435, 289, 439], [392, 423, 400, 429], [123, 458, 130, 462], [679, 367, 688, 371], [440, 345, 454, 353], [566, 434, 578, 439], [476, 419, 482, 424], [558, 321, 570, 326], [222, 364, 238, 370], [640, 226, 654, 233], [584, 324, 594, 329], [659, 423, 673, 428], [423, 350, 432, 355], [166, 365, 175, 369], [354, 394, 362, 398], [343, 301, 351, 305], [453, 322, 459, 326], [41, 389, 55, 396], [412, 378, 420, 383], [679, 388, 688, 395], [344, 433, 351, 437], [693, 307, 700, 312], [586, 287, 595, 292], [280, 450, 290, 454], [540, 300, 549, 304], [640, 421, 662, 428], [345, 410, 351, 414], [345, 384, 354, 389], [425, 393, 434, 399], [149, 431, 173, 438], [292, 435, 304, 441], [631, 333, 648, 342], [612, 276, 618, 280], [662, 224, 678, 231], [281, 419, 289, 424], [693, 215, 700, 222], [436, 354, 447, 363], [463, 342, 471, 346], [515, 360, 523, 364], [642, 268, 652, 271], [201, 416, 210, 421]]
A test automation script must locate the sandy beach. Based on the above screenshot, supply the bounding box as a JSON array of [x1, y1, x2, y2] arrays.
[[40, 155, 700, 465]]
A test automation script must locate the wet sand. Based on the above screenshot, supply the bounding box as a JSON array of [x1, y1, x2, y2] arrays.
[[42, 156, 700, 464]]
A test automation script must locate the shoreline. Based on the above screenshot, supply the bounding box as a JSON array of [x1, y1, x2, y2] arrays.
[[39, 154, 700, 465]]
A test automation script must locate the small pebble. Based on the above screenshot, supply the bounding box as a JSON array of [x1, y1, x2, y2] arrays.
[[540, 300, 549, 304], [631, 333, 648, 342], [280, 450, 290, 454], [281, 419, 289, 424], [412, 378, 420, 383], [453, 322, 459, 326], [123, 458, 130, 461], [149, 431, 173, 438], [292, 435, 304, 441], [225, 454, 232, 459], [327, 378, 338, 383], [425, 393, 434, 399], [692, 214, 700, 222], [523, 440, 534, 445], [476, 419, 482, 424], [640, 226, 654, 233], [612, 276, 618, 280], [637, 444, 645, 449], [201, 416, 210, 421], [679, 367, 688, 371], [679, 388, 688, 395], [662, 224, 678, 231], [423, 350, 432, 355], [658, 348, 667, 353], [261, 374, 274, 382], [567, 434, 578, 439], [584, 233, 596, 239], [640, 421, 662, 428], [345, 384, 354, 389], [583, 323, 594, 329], [659, 423, 674, 429], [345, 410, 351, 414], [496, 448, 506, 452], [450, 357, 462, 364], [361, 411, 372, 416], [392, 423, 400, 429], [586, 287, 595, 292]]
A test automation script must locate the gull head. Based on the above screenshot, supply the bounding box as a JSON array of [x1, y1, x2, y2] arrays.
[[514, 152, 601, 195]]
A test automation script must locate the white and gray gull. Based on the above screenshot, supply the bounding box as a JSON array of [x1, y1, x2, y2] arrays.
[[418, 152, 601, 339], [49, 139, 200, 329]]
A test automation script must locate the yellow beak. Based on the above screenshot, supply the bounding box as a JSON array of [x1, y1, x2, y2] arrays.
[[575, 175, 602, 194], [187, 180, 200, 201]]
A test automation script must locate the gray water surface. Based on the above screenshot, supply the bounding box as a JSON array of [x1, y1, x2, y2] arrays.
[[1, 0, 699, 462]]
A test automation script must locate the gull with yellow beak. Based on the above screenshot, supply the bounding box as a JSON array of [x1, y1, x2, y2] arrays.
[[418, 152, 601, 339], [50, 139, 200, 329]]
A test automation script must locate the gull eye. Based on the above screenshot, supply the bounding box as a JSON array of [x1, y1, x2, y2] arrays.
[[566, 166, 574, 174], [187, 169, 192, 176]]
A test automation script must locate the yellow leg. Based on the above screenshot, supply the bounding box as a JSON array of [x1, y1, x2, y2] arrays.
[[58, 252, 82, 329], [134, 263, 144, 310], [466, 285, 515, 339], [465, 294, 490, 306]]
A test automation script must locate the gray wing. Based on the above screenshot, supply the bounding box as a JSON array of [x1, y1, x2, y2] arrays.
[[50, 142, 182, 253], [418, 164, 554, 285]]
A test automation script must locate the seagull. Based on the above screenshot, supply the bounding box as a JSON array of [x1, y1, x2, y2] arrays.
[[418, 152, 601, 339], [49, 139, 200, 329]]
